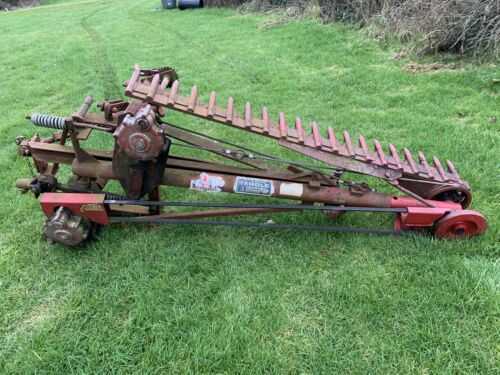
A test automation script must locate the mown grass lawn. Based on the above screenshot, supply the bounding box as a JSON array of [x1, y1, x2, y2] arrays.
[[1, 0, 499, 373]]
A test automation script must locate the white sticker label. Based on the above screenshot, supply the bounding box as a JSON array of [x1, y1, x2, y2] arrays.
[[279, 183, 304, 197], [190, 173, 225, 193]]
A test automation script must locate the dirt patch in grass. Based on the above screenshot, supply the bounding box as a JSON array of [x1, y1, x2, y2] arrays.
[[403, 62, 458, 74]]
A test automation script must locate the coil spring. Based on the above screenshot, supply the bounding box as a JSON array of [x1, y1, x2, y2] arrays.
[[30, 113, 66, 130]]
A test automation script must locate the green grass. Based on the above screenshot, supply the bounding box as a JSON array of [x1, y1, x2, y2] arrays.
[[1, 0, 499, 373]]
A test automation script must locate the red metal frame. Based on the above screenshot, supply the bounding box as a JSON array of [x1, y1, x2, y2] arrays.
[[40, 193, 109, 225], [38, 192, 487, 238]]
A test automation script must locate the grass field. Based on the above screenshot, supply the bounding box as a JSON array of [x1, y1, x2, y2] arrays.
[[0, 0, 499, 373]]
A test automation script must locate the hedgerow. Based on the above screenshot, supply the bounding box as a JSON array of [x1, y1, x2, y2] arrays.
[[205, 0, 500, 57]]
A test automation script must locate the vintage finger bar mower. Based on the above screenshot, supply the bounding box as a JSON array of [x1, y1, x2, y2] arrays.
[[15, 65, 487, 246]]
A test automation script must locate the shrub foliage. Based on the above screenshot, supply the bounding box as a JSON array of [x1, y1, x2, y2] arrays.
[[0, 0, 39, 9], [205, 0, 500, 57]]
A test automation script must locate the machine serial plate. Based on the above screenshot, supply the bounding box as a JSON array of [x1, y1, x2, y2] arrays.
[[234, 177, 274, 196]]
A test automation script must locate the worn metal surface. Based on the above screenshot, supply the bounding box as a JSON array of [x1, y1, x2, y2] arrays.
[[44, 207, 93, 246], [433, 210, 488, 239]]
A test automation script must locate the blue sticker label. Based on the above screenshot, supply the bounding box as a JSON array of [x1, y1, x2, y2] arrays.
[[234, 177, 274, 196]]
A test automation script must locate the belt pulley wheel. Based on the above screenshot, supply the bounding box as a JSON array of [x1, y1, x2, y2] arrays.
[[433, 210, 487, 239]]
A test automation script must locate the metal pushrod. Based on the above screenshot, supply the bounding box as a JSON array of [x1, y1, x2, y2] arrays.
[[165, 122, 341, 173]]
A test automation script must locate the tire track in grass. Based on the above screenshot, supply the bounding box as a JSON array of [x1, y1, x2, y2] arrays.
[[125, 3, 264, 83], [80, 6, 122, 99]]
